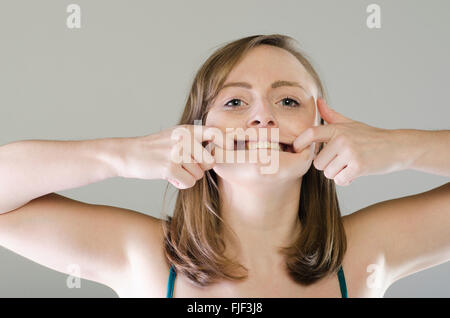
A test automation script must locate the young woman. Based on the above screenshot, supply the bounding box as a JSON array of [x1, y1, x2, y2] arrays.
[[0, 34, 449, 298]]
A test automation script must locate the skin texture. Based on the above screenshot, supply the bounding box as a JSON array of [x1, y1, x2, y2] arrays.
[[204, 45, 322, 279]]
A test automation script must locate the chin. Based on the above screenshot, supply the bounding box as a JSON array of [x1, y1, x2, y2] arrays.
[[212, 148, 314, 185]]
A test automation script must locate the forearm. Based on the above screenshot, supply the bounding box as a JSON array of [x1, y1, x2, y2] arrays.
[[0, 138, 125, 214], [393, 129, 450, 177]]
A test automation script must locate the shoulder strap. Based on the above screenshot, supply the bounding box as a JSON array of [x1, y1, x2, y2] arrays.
[[166, 264, 176, 298], [337, 265, 348, 298], [167, 263, 346, 298]]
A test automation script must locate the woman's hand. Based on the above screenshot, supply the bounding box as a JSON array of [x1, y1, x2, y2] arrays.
[[117, 125, 227, 189], [293, 98, 404, 186]]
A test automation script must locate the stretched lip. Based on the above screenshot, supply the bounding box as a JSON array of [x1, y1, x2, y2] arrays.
[[233, 139, 295, 153]]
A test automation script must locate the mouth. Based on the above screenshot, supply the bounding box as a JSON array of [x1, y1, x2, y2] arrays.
[[233, 140, 295, 153]]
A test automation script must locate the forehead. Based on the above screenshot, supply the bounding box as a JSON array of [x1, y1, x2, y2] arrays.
[[223, 45, 317, 97]]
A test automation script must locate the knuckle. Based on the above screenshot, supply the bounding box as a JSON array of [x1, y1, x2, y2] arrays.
[[167, 162, 178, 176], [335, 135, 348, 147], [306, 127, 315, 139], [313, 159, 322, 170], [344, 147, 356, 160], [187, 178, 196, 188], [194, 168, 204, 180], [197, 172, 205, 180]]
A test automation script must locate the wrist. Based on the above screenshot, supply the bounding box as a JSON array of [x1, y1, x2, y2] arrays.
[[93, 137, 131, 178], [390, 129, 427, 171]]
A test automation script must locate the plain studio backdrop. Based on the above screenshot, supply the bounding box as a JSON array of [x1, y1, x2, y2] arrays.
[[0, 0, 449, 297]]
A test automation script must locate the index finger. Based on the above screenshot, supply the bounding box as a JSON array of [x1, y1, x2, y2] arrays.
[[293, 126, 334, 153], [173, 125, 235, 150], [201, 126, 235, 150]]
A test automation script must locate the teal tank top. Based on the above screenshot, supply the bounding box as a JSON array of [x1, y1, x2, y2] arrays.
[[166, 264, 348, 298]]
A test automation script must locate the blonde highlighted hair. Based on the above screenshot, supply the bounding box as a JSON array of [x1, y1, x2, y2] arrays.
[[161, 34, 347, 287]]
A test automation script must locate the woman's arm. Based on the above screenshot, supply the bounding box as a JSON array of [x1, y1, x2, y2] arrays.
[[0, 137, 147, 292], [294, 98, 450, 292], [0, 128, 216, 294], [0, 138, 124, 214], [392, 129, 450, 177], [293, 98, 450, 185], [351, 129, 450, 287], [0, 126, 218, 214]]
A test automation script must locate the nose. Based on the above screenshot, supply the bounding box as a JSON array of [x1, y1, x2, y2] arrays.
[[246, 101, 278, 128]]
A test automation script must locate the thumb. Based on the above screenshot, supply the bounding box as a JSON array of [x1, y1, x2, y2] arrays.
[[317, 98, 352, 124]]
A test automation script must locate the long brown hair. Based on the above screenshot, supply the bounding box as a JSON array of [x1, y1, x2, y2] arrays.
[[161, 34, 347, 287]]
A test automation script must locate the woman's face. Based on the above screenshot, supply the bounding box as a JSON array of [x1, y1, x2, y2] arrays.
[[205, 45, 320, 185]]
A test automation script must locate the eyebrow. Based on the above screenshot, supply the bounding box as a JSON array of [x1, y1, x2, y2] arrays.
[[220, 80, 307, 92]]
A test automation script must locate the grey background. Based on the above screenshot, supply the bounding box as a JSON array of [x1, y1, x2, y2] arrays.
[[0, 0, 449, 297]]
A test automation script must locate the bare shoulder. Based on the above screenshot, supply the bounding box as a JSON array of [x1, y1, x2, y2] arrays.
[[117, 212, 390, 298], [115, 211, 392, 298], [114, 215, 170, 298], [341, 211, 391, 297]]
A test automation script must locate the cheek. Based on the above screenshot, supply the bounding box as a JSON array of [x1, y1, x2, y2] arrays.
[[279, 115, 314, 137], [205, 109, 241, 128], [205, 109, 223, 127], [280, 101, 316, 131]]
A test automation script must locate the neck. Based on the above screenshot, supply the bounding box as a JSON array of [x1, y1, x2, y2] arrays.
[[218, 177, 302, 275]]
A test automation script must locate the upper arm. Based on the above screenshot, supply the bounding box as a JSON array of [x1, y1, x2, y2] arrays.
[[347, 182, 450, 286], [0, 193, 164, 292]]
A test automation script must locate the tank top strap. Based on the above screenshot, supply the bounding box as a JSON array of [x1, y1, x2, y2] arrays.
[[167, 263, 347, 298], [337, 264, 348, 298], [166, 264, 176, 298]]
